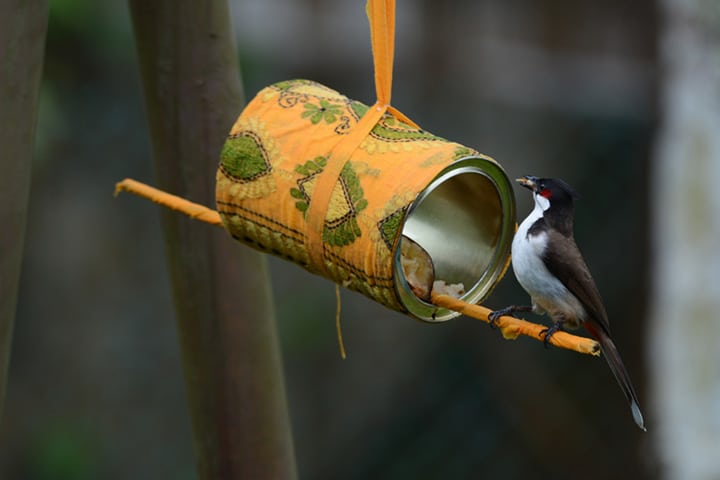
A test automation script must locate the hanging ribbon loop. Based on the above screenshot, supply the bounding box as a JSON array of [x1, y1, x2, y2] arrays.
[[305, 0, 419, 274], [366, 0, 419, 128], [366, 0, 395, 106]]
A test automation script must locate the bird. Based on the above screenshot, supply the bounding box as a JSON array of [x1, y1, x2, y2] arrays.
[[489, 175, 646, 431]]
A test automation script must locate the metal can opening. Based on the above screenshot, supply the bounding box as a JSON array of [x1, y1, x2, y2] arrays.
[[393, 156, 516, 322]]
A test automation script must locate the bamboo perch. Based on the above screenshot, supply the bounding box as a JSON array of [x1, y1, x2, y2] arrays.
[[115, 178, 223, 226], [115, 178, 601, 356], [431, 293, 600, 356]]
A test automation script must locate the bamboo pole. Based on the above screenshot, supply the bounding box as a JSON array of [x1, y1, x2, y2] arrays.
[[0, 0, 49, 420], [128, 2, 297, 478]]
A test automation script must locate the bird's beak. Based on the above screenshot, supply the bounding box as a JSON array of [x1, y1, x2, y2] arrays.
[[516, 176, 538, 192]]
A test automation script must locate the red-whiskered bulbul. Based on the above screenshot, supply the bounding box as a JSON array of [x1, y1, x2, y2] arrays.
[[489, 175, 646, 431]]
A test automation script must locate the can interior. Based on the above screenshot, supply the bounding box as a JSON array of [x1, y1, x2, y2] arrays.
[[393, 157, 516, 322]]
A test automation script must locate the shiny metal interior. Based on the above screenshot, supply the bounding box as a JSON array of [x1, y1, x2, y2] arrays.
[[393, 157, 516, 322]]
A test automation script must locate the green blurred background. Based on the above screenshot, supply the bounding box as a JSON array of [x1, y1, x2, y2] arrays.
[[1, 0, 658, 478]]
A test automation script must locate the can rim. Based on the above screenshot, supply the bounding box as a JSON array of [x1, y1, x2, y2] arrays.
[[392, 155, 516, 322]]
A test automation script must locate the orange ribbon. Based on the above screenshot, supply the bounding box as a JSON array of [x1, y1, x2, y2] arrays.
[[305, 0, 418, 273], [366, 0, 418, 127]]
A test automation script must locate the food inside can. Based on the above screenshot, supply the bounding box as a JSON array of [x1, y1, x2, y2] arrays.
[[400, 236, 465, 303]]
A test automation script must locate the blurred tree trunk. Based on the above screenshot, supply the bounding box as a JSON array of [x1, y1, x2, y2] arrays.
[[650, 0, 720, 478], [0, 0, 48, 419], [129, 2, 297, 478]]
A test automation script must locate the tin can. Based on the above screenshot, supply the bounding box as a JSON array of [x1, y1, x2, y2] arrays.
[[216, 79, 516, 320], [395, 156, 515, 321]]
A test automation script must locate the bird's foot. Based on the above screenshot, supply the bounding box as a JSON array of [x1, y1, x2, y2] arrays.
[[539, 321, 565, 348], [488, 305, 532, 330]]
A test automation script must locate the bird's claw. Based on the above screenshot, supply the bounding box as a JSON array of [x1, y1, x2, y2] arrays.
[[539, 322, 564, 348], [488, 305, 533, 330], [488, 306, 518, 329], [488, 311, 501, 330]]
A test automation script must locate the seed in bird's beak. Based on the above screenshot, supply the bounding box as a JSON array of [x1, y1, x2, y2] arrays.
[[516, 176, 537, 191]]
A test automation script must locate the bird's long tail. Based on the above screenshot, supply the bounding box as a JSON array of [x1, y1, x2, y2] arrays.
[[585, 322, 646, 431]]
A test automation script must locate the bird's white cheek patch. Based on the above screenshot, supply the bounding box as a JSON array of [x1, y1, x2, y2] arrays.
[[534, 192, 550, 212]]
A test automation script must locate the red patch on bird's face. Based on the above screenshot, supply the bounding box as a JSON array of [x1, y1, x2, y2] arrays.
[[539, 188, 552, 199]]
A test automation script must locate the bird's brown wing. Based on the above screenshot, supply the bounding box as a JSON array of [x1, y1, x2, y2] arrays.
[[541, 231, 611, 334], [543, 234, 645, 430]]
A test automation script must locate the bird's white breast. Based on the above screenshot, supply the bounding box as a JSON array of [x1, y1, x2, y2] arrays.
[[511, 196, 586, 323]]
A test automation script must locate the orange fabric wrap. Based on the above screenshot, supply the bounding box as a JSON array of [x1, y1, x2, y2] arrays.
[[215, 1, 498, 310], [215, 80, 494, 310]]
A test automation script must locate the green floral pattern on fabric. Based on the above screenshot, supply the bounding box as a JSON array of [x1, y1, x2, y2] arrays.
[[324, 162, 367, 246], [350, 101, 369, 118], [220, 131, 270, 181], [350, 100, 442, 143], [453, 145, 479, 160], [302, 99, 344, 125], [290, 156, 327, 214], [377, 207, 406, 251], [291, 157, 367, 247]]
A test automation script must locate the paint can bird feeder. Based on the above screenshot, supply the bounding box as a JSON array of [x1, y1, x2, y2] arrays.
[[216, 79, 515, 321], [117, 0, 599, 355]]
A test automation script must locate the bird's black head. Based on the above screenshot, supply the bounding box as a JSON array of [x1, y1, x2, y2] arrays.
[[516, 175, 579, 206], [516, 175, 579, 236]]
